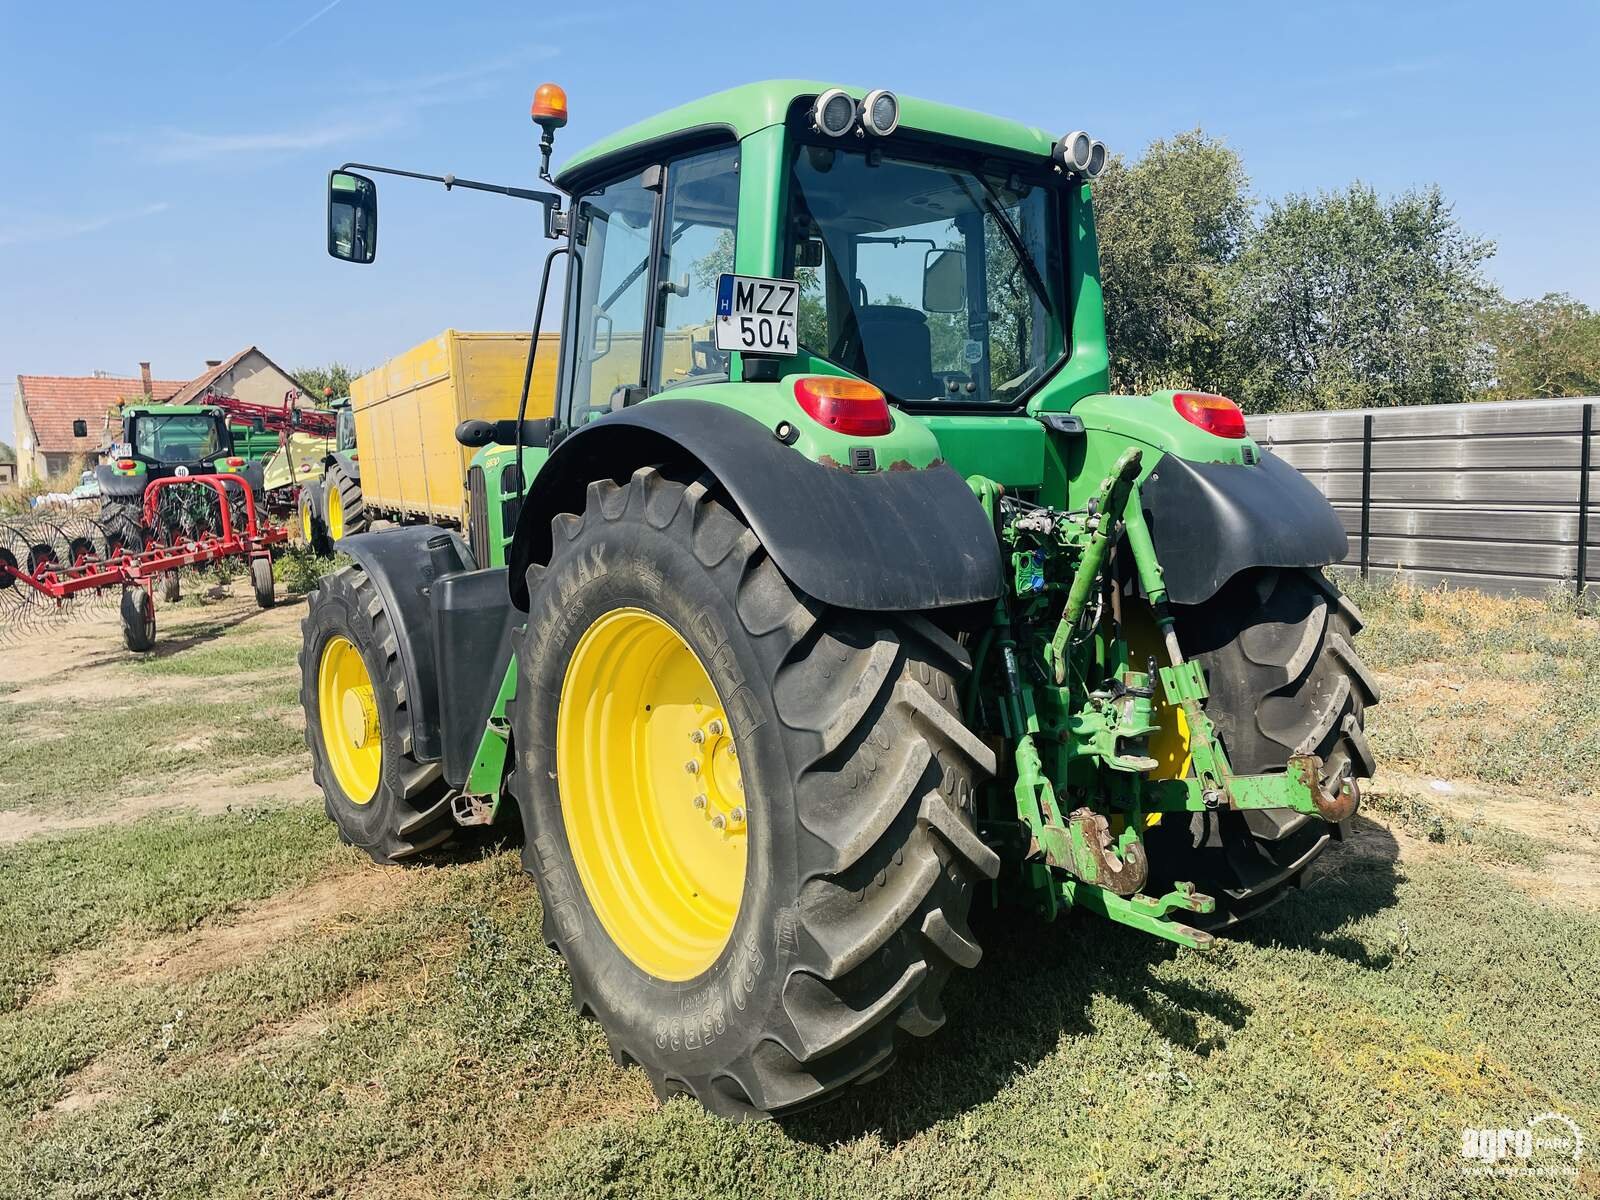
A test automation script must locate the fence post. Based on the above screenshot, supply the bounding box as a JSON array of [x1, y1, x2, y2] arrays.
[[1578, 403, 1593, 599], [1360, 413, 1374, 579]]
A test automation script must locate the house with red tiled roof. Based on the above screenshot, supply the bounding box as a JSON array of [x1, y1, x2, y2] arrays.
[[11, 364, 186, 484], [11, 348, 315, 485]]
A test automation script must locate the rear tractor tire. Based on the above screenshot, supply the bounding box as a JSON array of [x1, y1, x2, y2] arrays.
[[300, 562, 453, 863], [514, 467, 999, 1120], [1142, 567, 1379, 926], [324, 462, 368, 543]]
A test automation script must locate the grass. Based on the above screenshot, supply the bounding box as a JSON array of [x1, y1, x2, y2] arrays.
[[0, 576, 1597, 1197], [1344, 573, 1600, 797]]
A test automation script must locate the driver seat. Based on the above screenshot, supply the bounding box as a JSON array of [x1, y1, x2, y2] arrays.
[[855, 305, 938, 401]]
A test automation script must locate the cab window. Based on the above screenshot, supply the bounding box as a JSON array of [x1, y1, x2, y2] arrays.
[[652, 145, 740, 391]]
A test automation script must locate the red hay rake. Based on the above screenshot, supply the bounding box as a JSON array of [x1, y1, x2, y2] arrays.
[[0, 475, 288, 651]]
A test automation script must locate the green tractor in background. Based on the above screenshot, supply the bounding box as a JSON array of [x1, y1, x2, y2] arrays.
[[97, 403, 266, 556], [297, 397, 363, 553], [305, 81, 1376, 1120]]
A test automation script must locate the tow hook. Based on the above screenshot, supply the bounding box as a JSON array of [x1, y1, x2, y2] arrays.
[[1290, 754, 1361, 823]]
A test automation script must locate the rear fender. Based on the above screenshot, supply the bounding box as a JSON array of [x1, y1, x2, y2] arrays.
[[505, 399, 1002, 612], [1140, 451, 1348, 605]]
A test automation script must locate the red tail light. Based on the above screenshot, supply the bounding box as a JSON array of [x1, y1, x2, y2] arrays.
[[1172, 392, 1247, 439], [116, 459, 136, 471], [793, 376, 893, 437], [226, 456, 245, 467]]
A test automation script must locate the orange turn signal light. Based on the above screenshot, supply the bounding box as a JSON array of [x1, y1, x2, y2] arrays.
[[531, 82, 568, 129], [116, 459, 136, 471]]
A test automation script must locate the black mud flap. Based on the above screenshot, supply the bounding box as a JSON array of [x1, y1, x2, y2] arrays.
[[337, 525, 473, 763], [507, 399, 1002, 612], [1140, 451, 1348, 605]]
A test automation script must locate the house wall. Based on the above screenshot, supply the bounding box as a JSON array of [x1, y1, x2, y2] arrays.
[[206, 352, 307, 408], [12, 384, 44, 485], [0, 463, 15, 485]]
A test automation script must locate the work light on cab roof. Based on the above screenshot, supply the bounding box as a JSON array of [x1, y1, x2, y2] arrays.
[[811, 86, 899, 138], [1056, 128, 1108, 178]]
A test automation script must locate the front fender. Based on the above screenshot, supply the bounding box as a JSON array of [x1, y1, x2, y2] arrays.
[[506, 399, 1002, 612], [1140, 451, 1348, 605]]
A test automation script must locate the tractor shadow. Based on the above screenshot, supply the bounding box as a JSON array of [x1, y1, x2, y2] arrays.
[[783, 815, 1402, 1146]]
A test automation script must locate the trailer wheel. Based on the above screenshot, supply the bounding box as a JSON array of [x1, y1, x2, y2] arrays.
[[324, 463, 367, 542], [1142, 568, 1378, 925], [251, 558, 275, 609], [514, 467, 998, 1120], [300, 562, 452, 863], [120, 585, 156, 652]]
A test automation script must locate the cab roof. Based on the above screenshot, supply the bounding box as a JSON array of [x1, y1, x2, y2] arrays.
[[124, 404, 221, 416], [556, 79, 1062, 189]]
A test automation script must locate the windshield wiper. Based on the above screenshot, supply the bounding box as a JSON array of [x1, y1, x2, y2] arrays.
[[954, 174, 1055, 317]]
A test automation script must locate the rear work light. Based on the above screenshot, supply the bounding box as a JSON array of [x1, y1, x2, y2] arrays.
[[792, 376, 893, 437], [1172, 392, 1247, 439]]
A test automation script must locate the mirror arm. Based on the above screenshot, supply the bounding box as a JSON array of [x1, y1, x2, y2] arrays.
[[339, 162, 565, 233]]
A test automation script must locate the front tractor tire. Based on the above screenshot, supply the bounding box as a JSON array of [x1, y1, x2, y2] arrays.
[[300, 562, 453, 863], [1144, 567, 1379, 925], [514, 467, 998, 1120]]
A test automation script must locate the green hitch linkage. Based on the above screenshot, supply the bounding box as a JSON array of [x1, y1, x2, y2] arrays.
[[1048, 447, 1143, 683]]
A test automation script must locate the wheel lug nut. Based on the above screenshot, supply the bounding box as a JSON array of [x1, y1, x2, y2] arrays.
[[688, 730, 705, 744], [730, 806, 745, 825], [708, 718, 724, 736], [685, 761, 700, 775], [711, 813, 726, 830], [692, 794, 707, 809]]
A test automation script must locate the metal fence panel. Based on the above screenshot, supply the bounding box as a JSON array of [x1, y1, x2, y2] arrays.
[[1249, 397, 1599, 597]]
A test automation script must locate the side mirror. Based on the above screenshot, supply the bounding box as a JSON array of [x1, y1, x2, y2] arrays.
[[328, 170, 377, 263], [72, 419, 88, 438], [922, 248, 966, 313]]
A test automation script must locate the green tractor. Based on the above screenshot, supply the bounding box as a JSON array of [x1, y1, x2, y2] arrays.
[[98, 403, 266, 554], [297, 398, 363, 553], [305, 81, 1375, 1120]]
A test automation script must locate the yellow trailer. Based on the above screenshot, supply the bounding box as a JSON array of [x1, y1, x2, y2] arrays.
[[349, 330, 558, 525]]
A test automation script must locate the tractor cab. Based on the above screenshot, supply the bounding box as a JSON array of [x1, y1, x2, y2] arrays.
[[333, 400, 356, 454], [118, 405, 232, 472]]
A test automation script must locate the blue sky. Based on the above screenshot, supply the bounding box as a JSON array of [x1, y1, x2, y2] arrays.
[[3, 0, 1597, 444]]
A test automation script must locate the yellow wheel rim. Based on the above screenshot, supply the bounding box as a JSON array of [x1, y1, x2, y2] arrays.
[[318, 635, 381, 804], [557, 607, 749, 981], [300, 499, 314, 543], [327, 484, 344, 541]]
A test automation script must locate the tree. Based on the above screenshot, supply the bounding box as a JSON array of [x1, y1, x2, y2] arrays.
[[1093, 130, 1252, 395], [293, 362, 362, 402], [1225, 184, 1495, 411], [1478, 292, 1600, 399]]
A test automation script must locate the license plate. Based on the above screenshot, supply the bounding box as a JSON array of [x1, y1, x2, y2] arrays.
[[714, 273, 798, 356]]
